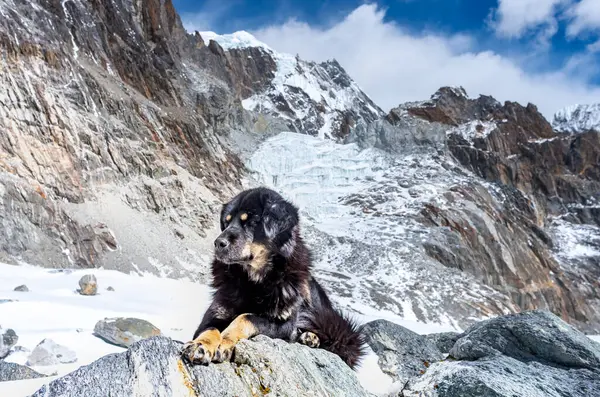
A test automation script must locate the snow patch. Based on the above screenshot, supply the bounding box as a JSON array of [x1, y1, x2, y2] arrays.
[[447, 120, 497, 141], [199, 30, 271, 51], [553, 103, 600, 134]]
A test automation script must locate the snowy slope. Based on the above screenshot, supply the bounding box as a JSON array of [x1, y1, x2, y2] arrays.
[[202, 31, 383, 139], [552, 104, 600, 133]]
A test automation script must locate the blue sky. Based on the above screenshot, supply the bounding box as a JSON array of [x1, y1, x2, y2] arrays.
[[176, 1, 600, 117]]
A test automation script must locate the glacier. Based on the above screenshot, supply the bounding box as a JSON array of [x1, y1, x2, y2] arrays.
[[247, 131, 517, 329]]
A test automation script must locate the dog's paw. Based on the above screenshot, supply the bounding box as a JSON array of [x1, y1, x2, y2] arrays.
[[181, 328, 222, 365], [182, 340, 214, 365], [213, 337, 236, 363], [299, 331, 320, 348]]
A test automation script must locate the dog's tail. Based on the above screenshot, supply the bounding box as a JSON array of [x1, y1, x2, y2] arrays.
[[298, 307, 366, 369]]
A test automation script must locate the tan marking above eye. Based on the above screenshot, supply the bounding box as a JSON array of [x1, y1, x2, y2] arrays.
[[240, 213, 248, 221], [225, 214, 232, 222]]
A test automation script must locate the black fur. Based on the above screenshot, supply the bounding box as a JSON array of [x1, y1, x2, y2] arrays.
[[190, 187, 366, 369]]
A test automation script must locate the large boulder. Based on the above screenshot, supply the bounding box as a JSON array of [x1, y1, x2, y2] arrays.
[[31, 335, 371, 397], [449, 310, 600, 369], [93, 317, 162, 348], [362, 319, 445, 384], [397, 310, 600, 397], [0, 361, 45, 382]]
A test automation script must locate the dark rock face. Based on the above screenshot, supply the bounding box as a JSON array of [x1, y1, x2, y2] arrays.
[[400, 311, 600, 397], [31, 335, 370, 397], [0, 361, 45, 382], [362, 320, 444, 384]]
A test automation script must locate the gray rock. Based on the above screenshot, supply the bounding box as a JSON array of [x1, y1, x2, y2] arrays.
[[78, 274, 97, 296], [405, 355, 600, 397], [363, 319, 444, 384], [14, 284, 29, 292], [0, 327, 18, 358], [27, 339, 77, 366], [449, 310, 600, 370], [425, 332, 460, 354], [32, 335, 370, 397], [106, 286, 115, 292], [0, 361, 45, 382], [93, 317, 161, 348], [402, 310, 600, 397]]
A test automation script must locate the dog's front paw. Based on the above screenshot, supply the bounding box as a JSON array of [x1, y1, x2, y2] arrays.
[[181, 328, 221, 365], [299, 331, 320, 348], [213, 337, 236, 363], [182, 340, 214, 365]]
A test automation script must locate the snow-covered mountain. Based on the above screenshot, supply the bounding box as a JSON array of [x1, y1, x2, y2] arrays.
[[553, 103, 600, 133], [200, 31, 384, 140]]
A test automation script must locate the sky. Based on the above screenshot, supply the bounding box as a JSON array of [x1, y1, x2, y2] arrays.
[[174, 0, 600, 118]]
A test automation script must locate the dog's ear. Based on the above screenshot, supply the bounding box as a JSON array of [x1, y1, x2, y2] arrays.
[[219, 204, 228, 231], [262, 197, 299, 249]]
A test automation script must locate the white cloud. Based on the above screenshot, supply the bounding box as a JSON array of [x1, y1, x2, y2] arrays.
[[491, 0, 571, 39], [566, 0, 600, 37], [252, 4, 600, 118]]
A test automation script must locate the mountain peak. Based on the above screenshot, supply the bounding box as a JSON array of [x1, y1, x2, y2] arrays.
[[553, 103, 600, 134], [199, 30, 271, 51]]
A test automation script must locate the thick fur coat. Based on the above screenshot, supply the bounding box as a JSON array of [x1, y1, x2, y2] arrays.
[[182, 187, 365, 368]]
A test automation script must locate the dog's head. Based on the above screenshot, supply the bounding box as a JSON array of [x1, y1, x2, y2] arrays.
[[213, 188, 299, 278]]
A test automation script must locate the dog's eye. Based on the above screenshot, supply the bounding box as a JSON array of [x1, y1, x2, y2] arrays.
[[240, 213, 248, 221], [225, 214, 232, 222]]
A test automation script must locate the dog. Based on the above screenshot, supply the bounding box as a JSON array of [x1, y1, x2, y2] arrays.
[[181, 187, 365, 369]]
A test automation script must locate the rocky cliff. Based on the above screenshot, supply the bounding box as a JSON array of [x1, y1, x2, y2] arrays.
[[0, 0, 262, 278]]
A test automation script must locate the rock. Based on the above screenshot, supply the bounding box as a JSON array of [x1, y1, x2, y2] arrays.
[[0, 361, 45, 382], [106, 286, 115, 292], [425, 332, 460, 354], [27, 339, 77, 366], [405, 355, 600, 397], [78, 275, 98, 296], [93, 317, 161, 348], [31, 335, 370, 397], [0, 327, 18, 358], [362, 319, 444, 384], [14, 284, 29, 292], [401, 310, 600, 397], [449, 310, 600, 369]]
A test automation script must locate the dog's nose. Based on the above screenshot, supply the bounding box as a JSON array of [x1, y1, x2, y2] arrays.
[[214, 237, 229, 249]]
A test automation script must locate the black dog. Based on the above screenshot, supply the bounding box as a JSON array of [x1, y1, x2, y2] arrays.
[[182, 187, 365, 368]]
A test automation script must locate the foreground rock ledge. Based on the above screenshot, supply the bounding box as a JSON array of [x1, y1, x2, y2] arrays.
[[32, 335, 370, 397], [364, 310, 600, 397]]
